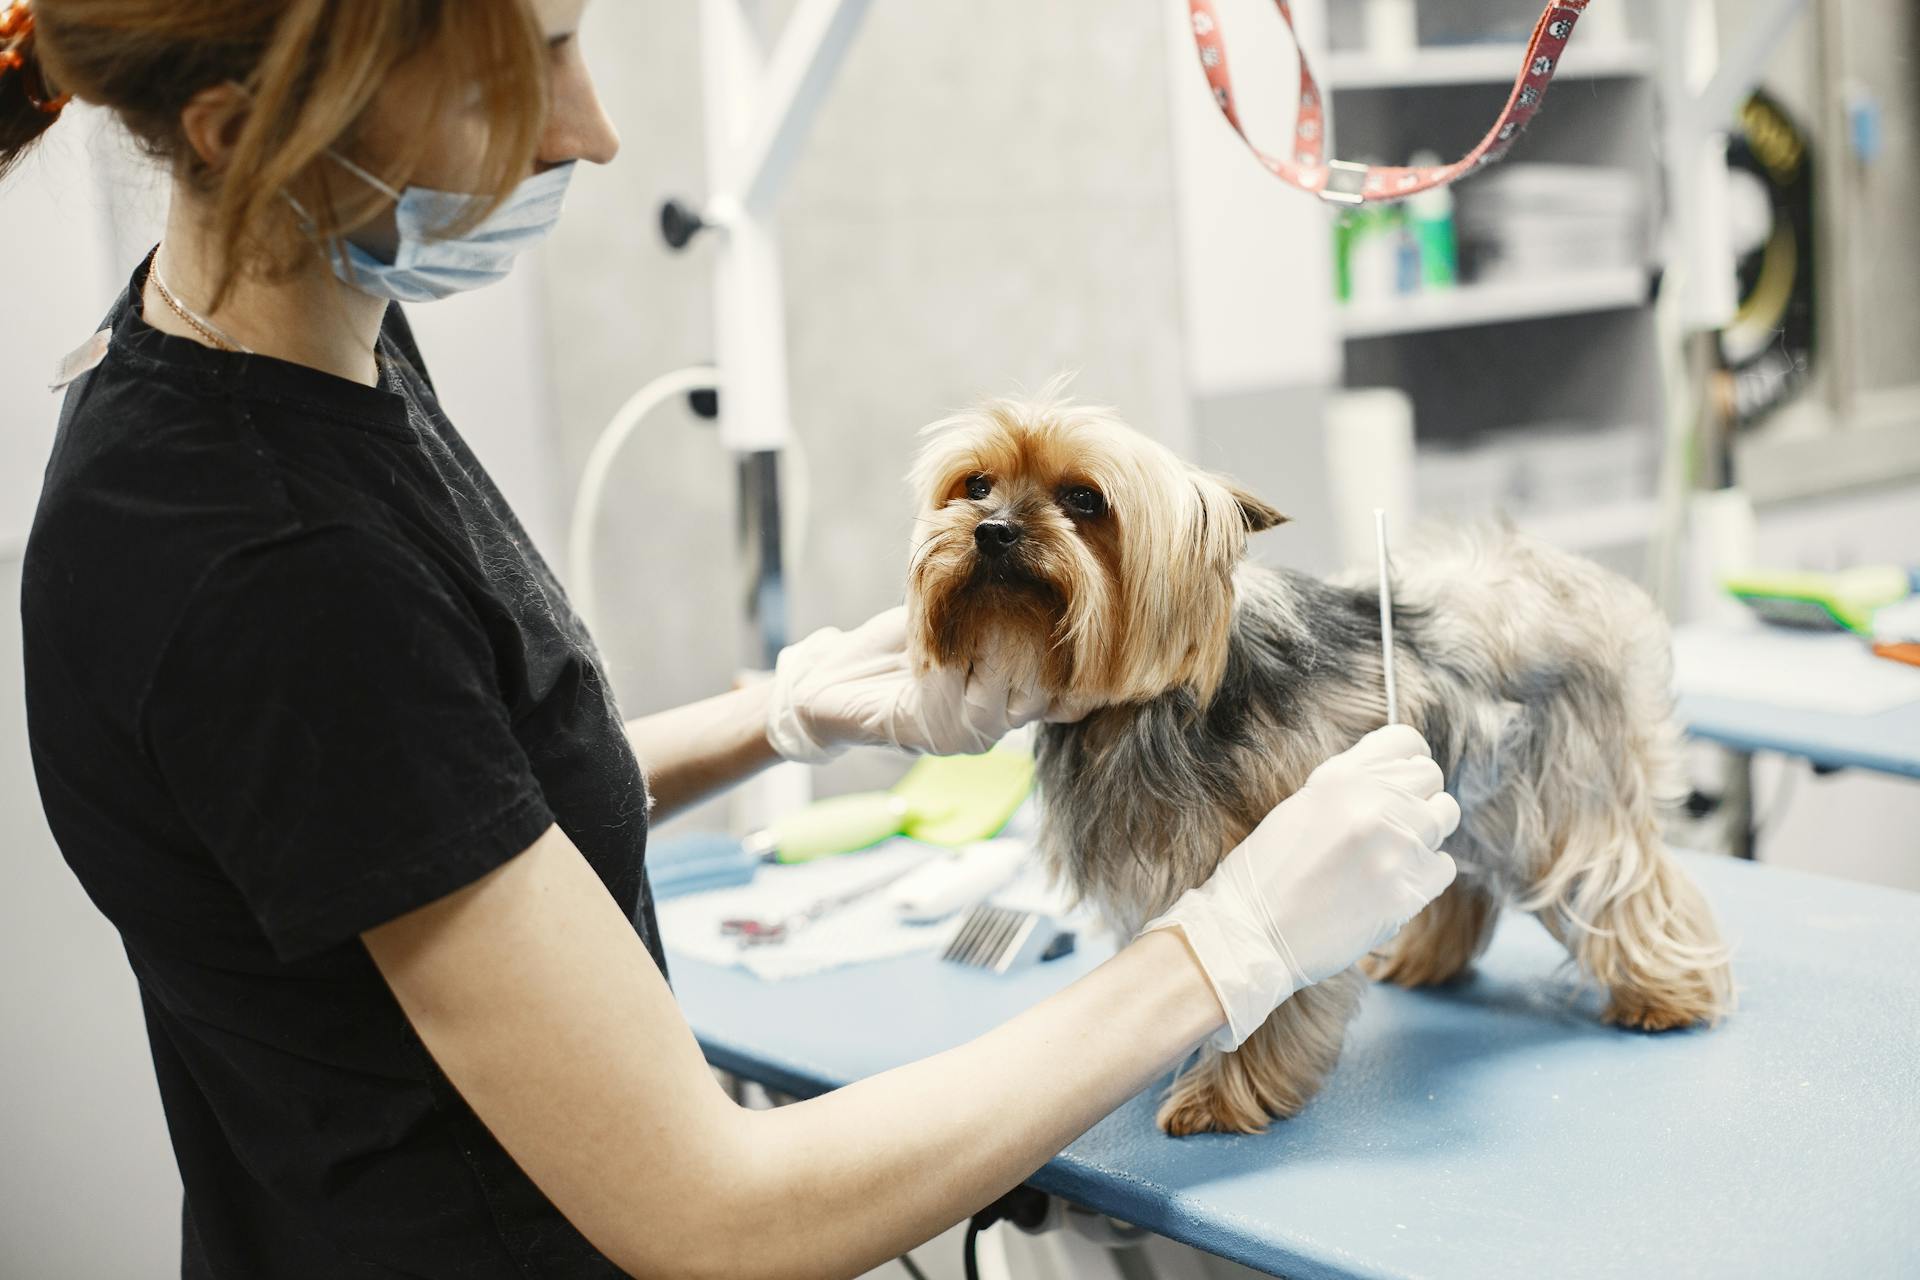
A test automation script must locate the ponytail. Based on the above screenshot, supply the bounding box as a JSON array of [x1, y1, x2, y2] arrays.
[[0, 2, 69, 181]]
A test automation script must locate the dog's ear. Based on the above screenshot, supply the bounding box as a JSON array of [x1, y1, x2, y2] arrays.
[[1225, 481, 1289, 533]]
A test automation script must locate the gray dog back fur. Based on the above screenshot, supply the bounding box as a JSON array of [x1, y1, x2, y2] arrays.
[[1033, 523, 1683, 937]]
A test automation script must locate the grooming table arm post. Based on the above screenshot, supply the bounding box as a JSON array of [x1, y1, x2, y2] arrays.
[[737, 0, 876, 218], [695, 0, 874, 658], [693, 0, 873, 827]]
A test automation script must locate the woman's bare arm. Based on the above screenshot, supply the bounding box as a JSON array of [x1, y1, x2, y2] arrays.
[[624, 682, 779, 823], [363, 823, 1222, 1280]]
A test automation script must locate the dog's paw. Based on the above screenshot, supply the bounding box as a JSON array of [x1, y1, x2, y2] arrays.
[[1156, 1088, 1274, 1137], [1602, 987, 1720, 1032], [1155, 1068, 1310, 1136], [1600, 955, 1733, 1031]]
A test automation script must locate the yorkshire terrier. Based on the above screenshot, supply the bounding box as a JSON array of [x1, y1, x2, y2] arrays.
[[905, 385, 1733, 1136]]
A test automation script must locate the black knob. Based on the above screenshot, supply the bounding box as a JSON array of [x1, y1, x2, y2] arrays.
[[660, 198, 707, 251]]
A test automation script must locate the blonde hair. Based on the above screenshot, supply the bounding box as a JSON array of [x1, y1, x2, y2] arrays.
[[5, 0, 549, 304]]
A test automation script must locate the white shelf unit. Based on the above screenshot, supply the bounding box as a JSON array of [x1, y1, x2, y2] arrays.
[[1338, 267, 1650, 339], [1322, 39, 1654, 91], [1325, 3, 1667, 573]]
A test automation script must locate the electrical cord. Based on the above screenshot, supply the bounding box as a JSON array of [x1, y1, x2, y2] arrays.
[[962, 1217, 985, 1280], [962, 1185, 1050, 1280], [895, 1252, 929, 1280], [566, 364, 815, 643], [567, 365, 717, 632]]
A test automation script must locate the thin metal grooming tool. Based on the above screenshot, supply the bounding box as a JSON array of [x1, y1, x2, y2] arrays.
[[1375, 509, 1398, 726], [1373, 512, 1480, 878]]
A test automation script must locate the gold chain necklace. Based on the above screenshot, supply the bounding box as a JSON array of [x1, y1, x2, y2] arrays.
[[149, 257, 253, 354]]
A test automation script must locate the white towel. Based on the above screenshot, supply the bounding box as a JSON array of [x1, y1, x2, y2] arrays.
[[659, 840, 956, 980], [657, 837, 1094, 981]]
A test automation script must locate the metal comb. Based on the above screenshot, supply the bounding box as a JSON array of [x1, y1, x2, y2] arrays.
[[939, 903, 1069, 974]]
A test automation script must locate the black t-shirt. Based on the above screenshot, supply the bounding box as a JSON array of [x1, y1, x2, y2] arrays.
[[22, 255, 663, 1278]]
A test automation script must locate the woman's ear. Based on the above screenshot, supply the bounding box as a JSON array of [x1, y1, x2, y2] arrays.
[[178, 83, 252, 173]]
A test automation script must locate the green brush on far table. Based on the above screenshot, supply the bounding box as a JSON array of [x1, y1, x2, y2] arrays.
[[1724, 566, 1919, 635]]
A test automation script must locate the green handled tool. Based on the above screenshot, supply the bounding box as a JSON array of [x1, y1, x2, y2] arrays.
[[1724, 566, 1919, 635], [742, 746, 1036, 864]]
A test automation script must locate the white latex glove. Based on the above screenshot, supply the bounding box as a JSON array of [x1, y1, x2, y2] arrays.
[[765, 607, 1052, 763], [1143, 725, 1461, 1051]]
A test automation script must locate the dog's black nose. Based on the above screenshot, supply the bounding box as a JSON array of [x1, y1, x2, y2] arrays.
[[974, 520, 1023, 557]]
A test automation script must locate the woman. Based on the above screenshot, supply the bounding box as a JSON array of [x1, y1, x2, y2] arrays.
[[6, 2, 1459, 1276]]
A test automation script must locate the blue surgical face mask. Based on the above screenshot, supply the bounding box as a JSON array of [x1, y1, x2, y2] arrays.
[[323, 153, 576, 304]]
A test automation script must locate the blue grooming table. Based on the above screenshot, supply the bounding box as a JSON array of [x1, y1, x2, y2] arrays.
[[1674, 626, 1920, 780], [1678, 691, 1920, 779], [667, 854, 1920, 1279]]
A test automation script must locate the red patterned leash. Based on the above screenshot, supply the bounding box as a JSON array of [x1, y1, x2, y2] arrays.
[[1189, 0, 1598, 204]]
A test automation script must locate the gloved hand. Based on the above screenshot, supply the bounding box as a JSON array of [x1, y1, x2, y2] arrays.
[[1142, 725, 1460, 1051], [765, 607, 1053, 763]]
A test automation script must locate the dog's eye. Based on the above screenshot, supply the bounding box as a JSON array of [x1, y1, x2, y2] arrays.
[[1059, 486, 1107, 518], [964, 474, 993, 501]]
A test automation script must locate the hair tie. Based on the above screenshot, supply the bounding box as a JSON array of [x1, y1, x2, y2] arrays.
[[1, 1, 69, 115]]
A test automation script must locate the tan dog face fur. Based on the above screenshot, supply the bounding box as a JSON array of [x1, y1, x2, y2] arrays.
[[906, 388, 1286, 708]]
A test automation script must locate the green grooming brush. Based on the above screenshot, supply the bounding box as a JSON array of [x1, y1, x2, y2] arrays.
[[891, 746, 1036, 847], [742, 747, 1036, 864], [1723, 567, 1918, 635]]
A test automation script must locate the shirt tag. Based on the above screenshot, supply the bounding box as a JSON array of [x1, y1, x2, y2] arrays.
[[50, 329, 112, 392]]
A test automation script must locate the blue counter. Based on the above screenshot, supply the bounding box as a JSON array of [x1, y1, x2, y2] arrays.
[[670, 853, 1920, 1278], [1673, 625, 1920, 779], [1678, 690, 1920, 779]]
